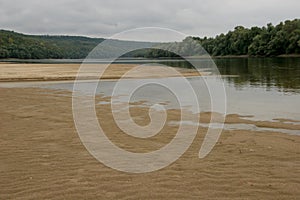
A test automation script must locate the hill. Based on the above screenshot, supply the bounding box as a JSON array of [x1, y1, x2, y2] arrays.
[[0, 30, 104, 59]]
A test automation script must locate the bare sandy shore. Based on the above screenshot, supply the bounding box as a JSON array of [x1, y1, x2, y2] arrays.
[[0, 87, 299, 199], [0, 63, 202, 82]]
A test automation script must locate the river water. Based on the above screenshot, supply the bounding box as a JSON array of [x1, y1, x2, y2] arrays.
[[1, 57, 300, 122]]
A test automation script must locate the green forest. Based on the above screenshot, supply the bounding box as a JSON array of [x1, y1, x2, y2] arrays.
[[143, 19, 300, 58], [195, 19, 300, 56], [0, 31, 103, 59], [0, 19, 299, 59]]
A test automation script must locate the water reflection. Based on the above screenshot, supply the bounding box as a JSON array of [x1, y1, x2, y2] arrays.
[[152, 57, 300, 93], [5, 57, 299, 93], [214, 57, 300, 93]]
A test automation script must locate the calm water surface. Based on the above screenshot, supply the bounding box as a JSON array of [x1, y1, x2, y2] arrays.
[[1, 57, 300, 122]]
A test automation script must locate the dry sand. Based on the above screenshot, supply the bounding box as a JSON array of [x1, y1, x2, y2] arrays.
[[0, 63, 202, 82], [1, 87, 300, 199]]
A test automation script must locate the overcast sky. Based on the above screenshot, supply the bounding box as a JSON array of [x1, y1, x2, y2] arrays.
[[0, 0, 299, 41]]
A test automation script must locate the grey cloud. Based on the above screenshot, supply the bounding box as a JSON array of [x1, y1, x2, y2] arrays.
[[0, 0, 299, 40]]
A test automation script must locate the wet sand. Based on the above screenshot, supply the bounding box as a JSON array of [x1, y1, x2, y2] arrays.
[[0, 87, 300, 199]]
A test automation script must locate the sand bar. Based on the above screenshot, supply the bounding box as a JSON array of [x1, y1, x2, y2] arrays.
[[0, 63, 202, 82]]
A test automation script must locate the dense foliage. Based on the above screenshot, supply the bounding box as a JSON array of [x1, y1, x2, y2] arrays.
[[128, 19, 300, 58], [194, 19, 300, 56], [0, 30, 103, 59]]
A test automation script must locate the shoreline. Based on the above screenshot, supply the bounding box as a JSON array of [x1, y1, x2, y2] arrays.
[[213, 54, 300, 58], [1, 54, 300, 64]]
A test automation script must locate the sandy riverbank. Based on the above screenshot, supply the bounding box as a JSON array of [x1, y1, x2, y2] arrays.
[[0, 87, 299, 199], [0, 63, 202, 82]]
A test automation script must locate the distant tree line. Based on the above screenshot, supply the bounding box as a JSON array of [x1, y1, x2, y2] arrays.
[[0, 30, 103, 59], [193, 19, 300, 56], [0, 19, 299, 59], [134, 19, 300, 58]]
